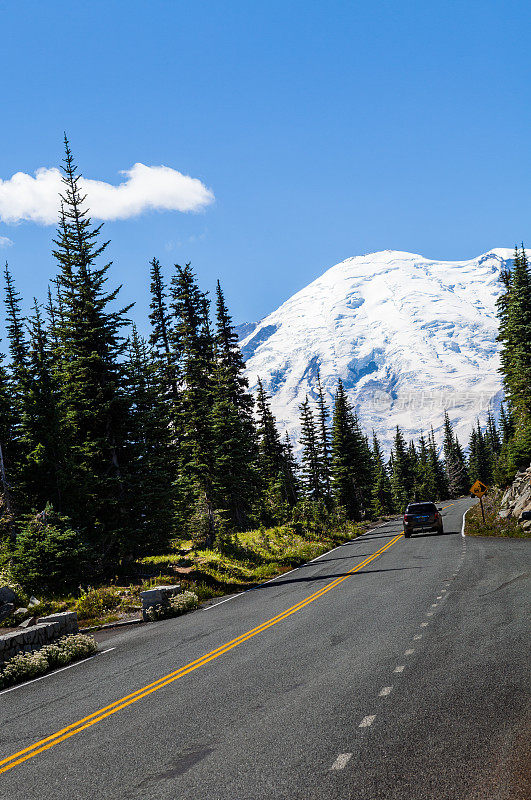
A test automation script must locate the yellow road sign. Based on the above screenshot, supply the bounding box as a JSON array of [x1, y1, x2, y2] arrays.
[[470, 480, 488, 498]]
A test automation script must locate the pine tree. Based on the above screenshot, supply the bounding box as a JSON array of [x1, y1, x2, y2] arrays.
[[499, 403, 514, 446], [4, 264, 29, 396], [390, 426, 415, 510], [299, 396, 322, 501], [468, 421, 492, 484], [330, 381, 358, 518], [148, 257, 177, 399], [2, 264, 29, 509], [315, 371, 331, 502], [282, 431, 299, 506], [415, 433, 437, 500], [17, 300, 62, 511], [255, 379, 295, 519], [485, 409, 501, 461], [123, 326, 175, 555], [209, 282, 259, 528], [428, 426, 449, 499], [349, 409, 374, 515], [442, 410, 469, 496], [371, 432, 393, 517], [505, 247, 531, 423], [496, 245, 531, 474], [169, 263, 216, 544], [51, 136, 133, 564]]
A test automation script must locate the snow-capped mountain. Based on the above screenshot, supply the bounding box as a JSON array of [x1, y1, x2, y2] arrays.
[[240, 249, 512, 454]]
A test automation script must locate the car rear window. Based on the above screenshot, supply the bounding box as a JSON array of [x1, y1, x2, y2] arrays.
[[407, 503, 436, 513]]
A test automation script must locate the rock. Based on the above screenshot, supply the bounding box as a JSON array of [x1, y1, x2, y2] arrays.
[[18, 616, 36, 629], [37, 611, 78, 635], [0, 602, 14, 622], [13, 607, 28, 620], [140, 584, 181, 621], [28, 596, 40, 608], [0, 586, 16, 606]]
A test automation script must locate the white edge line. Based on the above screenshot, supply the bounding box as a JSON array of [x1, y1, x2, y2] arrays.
[[461, 502, 476, 537], [0, 648, 115, 696]]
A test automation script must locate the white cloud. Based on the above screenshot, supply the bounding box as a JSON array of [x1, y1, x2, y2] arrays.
[[0, 236, 13, 248], [0, 164, 215, 225]]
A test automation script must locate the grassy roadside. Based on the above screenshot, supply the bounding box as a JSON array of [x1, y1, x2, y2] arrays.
[[2, 520, 368, 629], [465, 489, 529, 538]]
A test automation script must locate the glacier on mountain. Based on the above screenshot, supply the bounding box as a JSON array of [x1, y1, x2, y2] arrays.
[[239, 249, 511, 454]]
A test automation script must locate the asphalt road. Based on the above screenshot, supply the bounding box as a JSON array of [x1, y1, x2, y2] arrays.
[[0, 497, 529, 800]]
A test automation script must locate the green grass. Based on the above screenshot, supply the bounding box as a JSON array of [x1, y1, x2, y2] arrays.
[[2, 521, 365, 628], [465, 489, 530, 538], [143, 522, 364, 595]]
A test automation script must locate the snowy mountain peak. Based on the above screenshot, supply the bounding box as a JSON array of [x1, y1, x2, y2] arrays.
[[241, 248, 513, 453]]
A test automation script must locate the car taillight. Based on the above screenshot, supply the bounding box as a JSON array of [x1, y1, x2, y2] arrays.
[[403, 514, 409, 522], [434, 512, 439, 520]]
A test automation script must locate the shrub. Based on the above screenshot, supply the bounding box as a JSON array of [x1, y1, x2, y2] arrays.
[[0, 634, 97, 689], [12, 505, 87, 593], [76, 587, 121, 621], [145, 590, 198, 621]]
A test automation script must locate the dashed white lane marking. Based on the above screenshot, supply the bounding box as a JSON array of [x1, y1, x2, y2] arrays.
[[426, 612, 434, 616], [379, 686, 393, 697], [413, 634, 422, 640], [431, 603, 438, 608], [394, 665, 405, 673], [0, 648, 116, 696], [437, 595, 443, 599], [420, 621, 429, 627], [359, 715, 376, 728], [330, 753, 352, 770], [404, 648, 415, 656]]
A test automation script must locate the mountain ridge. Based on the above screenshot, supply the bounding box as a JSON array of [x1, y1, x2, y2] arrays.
[[239, 248, 512, 453]]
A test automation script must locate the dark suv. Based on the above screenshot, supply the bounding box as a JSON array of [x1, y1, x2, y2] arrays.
[[403, 502, 443, 538]]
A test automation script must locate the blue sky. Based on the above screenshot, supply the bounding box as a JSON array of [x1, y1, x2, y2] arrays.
[[0, 0, 530, 333]]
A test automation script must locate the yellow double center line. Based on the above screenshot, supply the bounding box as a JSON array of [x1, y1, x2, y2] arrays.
[[0, 532, 403, 775]]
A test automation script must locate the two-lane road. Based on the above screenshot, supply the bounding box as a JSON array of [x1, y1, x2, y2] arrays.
[[1, 498, 529, 799]]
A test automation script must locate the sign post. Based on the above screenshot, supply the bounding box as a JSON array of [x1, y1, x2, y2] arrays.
[[470, 480, 488, 523]]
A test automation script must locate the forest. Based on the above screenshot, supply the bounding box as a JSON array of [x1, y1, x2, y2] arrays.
[[1, 140, 530, 595]]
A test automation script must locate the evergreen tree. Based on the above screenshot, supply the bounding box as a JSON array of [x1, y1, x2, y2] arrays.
[[428, 426, 449, 499], [415, 433, 437, 500], [330, 381, 358, 518], [315, 371, 331, 502], [17, 300, 62, 511], [169, 263, 216, 544], [442, 410, 469, 496], [468, 421, 492, 484], [371, 432, 393, 517], [485, 409, 501, 460], [496, 245, 531, 474], [4, 263, 29, 395], [390, 426, 415, 510], [282, 431, 299, 506], [349, 410, 374, 515], [255, 379, 295, 517], [299, 396, 322, 501], [51, 136, 133, 564], [499, 403, 515, 446], [210, 282, 259, 528], [124, 326, 175, 555], [148, 257, 177, 399]]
